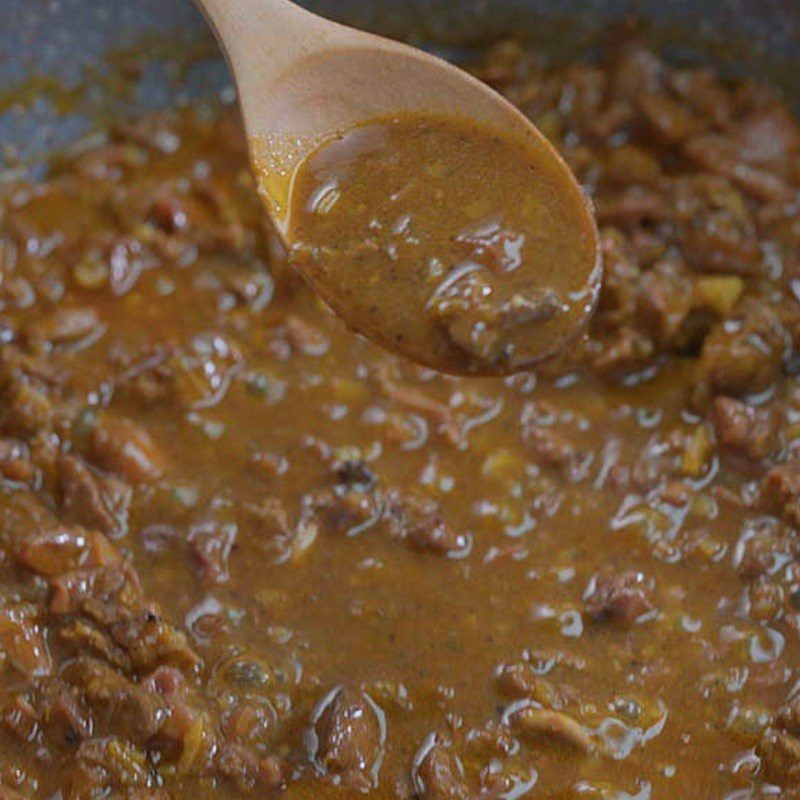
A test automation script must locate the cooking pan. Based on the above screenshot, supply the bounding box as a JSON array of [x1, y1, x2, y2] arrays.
[[1, 0, 799, 171]]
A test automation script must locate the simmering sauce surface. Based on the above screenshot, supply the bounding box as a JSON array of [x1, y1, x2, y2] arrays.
[[287, 113, 599, 374], [1, 29, 800, 800]]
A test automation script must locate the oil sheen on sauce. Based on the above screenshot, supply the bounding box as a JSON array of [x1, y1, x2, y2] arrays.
[[286, 113, 600, 375]]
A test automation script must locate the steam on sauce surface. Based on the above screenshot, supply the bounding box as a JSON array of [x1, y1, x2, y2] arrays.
[[287, 113, 600, 374]]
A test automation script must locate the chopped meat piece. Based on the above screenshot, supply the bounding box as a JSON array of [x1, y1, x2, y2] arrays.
[[692, 300, 790, 404], [758, 728, 800, 786], [215, 743, 284, 793], [149, 194, 188, 234], [591, 327, 654, 378], [59, 454, 131, 536], [610, 43, 664, 100], [61, 657, 168, 743], [411, 736, 469, 800], [24, 307, 101, 350], [510, 707, 595, 752], [309, 489, 379, 538], [520, 403, 580, 473], [637, 92, 701, 143], [68, 736, 155, 796], [759, 464, 800, 527], [729, 104, 800, 169], [59, 618, 132, 670], [0, 354, 53, 438], [596, 186, 671, 227], [16, 526, 120, 578], [601, 145, 662, 186], [49, 564, 136, 616], [681, 211, 764, 277], [90, 415, 167, 482], [583, 570, 655, 624], [0, 605, 52, 677], [495, 664, 566, 709], [636, 260, 693, 343], [594, 231, 640, 329], [586, 100, 636, 140], [522, 424, 575, 468], [104, 606, 199, 674], [407, 514, 471, 558], [333, 459, 377, 492], [44, 686, 93, 743], [310, 686, 384, 792], [560, 65, 607, 127], [670, 67, 732, 126], [3, 694, 39, 742], [429, 269, 567, 368], [779, 696, 800, 736], [684, 135, 796, 202], [187, 521, 237, 584], [713, 397, 777, 462], [283, 315, 329, 356], [375, 365, 466, 446]]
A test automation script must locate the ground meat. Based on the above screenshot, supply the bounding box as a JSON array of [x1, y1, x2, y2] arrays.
[[713, 397, 777, 462], [583, 570, 655, 624], [309, 686, 384, 792], [4, 28, 800, 800]]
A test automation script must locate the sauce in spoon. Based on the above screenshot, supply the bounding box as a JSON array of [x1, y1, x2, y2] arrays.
[[286, 112, 600, 375]]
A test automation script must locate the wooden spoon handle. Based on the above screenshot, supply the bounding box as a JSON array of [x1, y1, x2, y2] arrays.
[[193, 0, 338, 102]]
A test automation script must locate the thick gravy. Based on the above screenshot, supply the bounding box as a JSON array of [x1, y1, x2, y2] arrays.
[[287, 113, 600, 374]]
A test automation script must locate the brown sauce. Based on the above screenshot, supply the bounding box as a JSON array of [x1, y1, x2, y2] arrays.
[[0, 28, 799, 800], [287, 113, 600, 374]]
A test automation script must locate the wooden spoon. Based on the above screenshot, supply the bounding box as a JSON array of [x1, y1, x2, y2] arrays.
[[194, 0, 601, 374]]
